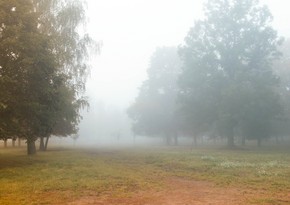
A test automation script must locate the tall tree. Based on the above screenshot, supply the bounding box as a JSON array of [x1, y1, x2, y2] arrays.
[[128, 47, 181, 145], [179, 0, 282, 147], [271, 39, 290, 142], [35, 0, 94, 152], [0, 0, 48, 153], [0, 0, 94, 154]]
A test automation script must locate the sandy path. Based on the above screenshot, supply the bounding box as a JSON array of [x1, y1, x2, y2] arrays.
[[68, 177, 290, 205]]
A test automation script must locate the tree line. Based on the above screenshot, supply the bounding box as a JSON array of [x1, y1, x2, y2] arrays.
[[128, 0, 290, 147], [0, 0, 95, 154]]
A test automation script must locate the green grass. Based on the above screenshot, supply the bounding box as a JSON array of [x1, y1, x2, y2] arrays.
[[0, 146, 290, 204]]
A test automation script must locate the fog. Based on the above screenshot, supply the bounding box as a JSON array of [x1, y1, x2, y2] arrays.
[[78, 0, 200, 144], [76, 0, 290, 146], [3, 2, 290, 204]]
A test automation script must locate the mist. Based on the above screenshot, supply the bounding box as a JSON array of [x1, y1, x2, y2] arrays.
[[2, 1, 290, 204], [74, 0, 290, 148]]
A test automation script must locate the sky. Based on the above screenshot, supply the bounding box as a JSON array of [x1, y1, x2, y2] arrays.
[[79, 0, 203, 142], [85, 0, 202, 108], [84, 0, 290, 109]]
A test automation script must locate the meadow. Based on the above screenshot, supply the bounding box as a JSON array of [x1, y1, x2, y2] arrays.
[[0, 145, 289, 204]]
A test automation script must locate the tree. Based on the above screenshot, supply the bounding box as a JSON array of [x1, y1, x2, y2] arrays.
[[71, 133, 79, 147], [128, 47, 181, 145], [179, 0, 282, 147], [0, 0, 94, 154], [0, 0, 49, 154], [38, 74, 85, 151], [271, 39, 290, 142]]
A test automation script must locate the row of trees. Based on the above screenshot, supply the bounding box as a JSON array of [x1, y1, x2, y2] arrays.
[[0, 0, 95, 154], [128, 0, 290, 147]]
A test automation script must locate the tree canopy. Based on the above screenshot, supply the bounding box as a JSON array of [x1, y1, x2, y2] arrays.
[[178, 0, 283, 147], [128, 47, 181, 144], [0, 0, 94, 154]]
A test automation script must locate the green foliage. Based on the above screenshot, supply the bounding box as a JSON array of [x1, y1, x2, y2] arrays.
[[272, 39, 290, 139], [179, 0, 283, 146], [0, 0, 95, 154], [128, 47, 181, 140], [35, 0, 95, 93]]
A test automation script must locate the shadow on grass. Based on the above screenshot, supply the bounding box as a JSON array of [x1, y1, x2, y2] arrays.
[[0, 156, 47, 169], [0, 148, 48, 169]]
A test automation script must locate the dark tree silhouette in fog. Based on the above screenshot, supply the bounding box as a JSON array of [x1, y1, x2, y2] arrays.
[[0, 0, 94, 154], [179, 0, 283, 147], [128, 47, 181, 145]]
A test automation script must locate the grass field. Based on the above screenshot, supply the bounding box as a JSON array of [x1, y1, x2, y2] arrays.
[[0, 145, 290, 204]]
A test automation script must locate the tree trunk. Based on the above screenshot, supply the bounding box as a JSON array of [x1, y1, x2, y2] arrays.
[[241, 136, 246, 146], [225, 126, 235, 148], [18, 138, 21, 147], [257, 138, 262, 147], [275, 136, 279, 145], [193, 136, 197, 146], [165, 136, 171, 146], [227, 135, 234, 148], [173, 133, 178, 146], [191, 136, 197, 150], [39, 136, 45, 151], [281, 136, 284, 142], [4, 139, 7, 148], [12, 138, 16, 147], [213, 136, 217, 145], [44, 136, 50, 151], [27, 140, 36, 155]]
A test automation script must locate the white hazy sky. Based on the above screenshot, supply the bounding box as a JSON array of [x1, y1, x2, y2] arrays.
[[85, 0, 290, 109]]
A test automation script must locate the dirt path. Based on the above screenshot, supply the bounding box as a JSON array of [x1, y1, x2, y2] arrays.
[[68, 177, 289, 205]]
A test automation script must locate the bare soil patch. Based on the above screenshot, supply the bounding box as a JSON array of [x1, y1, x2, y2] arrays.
[[67, 177, 290, 205]]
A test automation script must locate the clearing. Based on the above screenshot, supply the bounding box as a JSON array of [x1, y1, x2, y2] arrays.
[[0, 146, 290, 204]]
